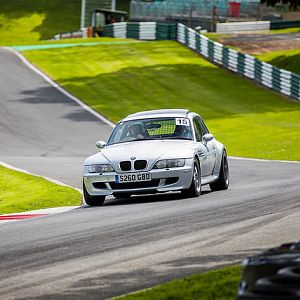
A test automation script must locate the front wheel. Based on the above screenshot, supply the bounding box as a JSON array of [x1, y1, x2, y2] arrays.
[[210, 150, 229, 191], [181, 159, 201, 198], [83, 182, 105, 206]]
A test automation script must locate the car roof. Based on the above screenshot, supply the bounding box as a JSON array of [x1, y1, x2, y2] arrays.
[[122, 109, 190, 121]]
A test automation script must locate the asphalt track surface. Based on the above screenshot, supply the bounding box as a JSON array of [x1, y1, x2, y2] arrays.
[[0, 47, 300, 299], [0, 47, 112, 188]]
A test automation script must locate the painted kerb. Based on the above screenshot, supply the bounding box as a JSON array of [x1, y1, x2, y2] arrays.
[[101, 22, 300, 102]]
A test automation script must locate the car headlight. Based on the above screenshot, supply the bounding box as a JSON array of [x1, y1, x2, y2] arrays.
[[153, 159, 185, 169], [88, 164, 114, 173]]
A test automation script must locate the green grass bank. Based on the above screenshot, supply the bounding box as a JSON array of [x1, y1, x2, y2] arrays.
[[23, 40, 300, 161], [258, 49, 300, 75], [0, 0, 130, 46], [0, 166, 82, 214], [117, 265, 241, 300], [0, 0, 81, 45]]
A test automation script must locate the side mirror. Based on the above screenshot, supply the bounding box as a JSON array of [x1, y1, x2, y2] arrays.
[[96, 140, 106, 150], [202, 133, 214, 144]]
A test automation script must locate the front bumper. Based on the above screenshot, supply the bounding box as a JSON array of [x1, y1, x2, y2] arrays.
[[83, 159, 194, 196]]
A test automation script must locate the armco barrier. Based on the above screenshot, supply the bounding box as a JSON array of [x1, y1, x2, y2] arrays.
[[270, 19, 300, 30], [216, 21, 271, 33], [102, 22, 177, 40], [53, 28, 87, 40], [101, 22, 300, 102], [176, 23, 300, 102]]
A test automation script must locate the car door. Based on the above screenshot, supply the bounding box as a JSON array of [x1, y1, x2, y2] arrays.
[[193, 117, 210, 176], [193, 117, 216, 176], [199, 117, 216, 175]]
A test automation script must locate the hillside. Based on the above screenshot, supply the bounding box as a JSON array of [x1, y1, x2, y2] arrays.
[[23, 40, 300, 161], [258, 49, 300, 75], [0, 0, 81, 45], [0, 0, 130, 46]]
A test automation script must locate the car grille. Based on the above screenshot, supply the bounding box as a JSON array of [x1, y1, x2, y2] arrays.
[[109, 180, 160, 190], [119, 160, 148, 171], [134, 160, 147, 170], [120, 161, 131, 171]]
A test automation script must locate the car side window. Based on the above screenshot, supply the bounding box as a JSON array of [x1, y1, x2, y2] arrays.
[[193, 117, 203, 142], [199, 118, 209, 135]]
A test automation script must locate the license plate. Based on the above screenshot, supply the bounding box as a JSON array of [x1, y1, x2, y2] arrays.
[[116, 173, 151, 183]]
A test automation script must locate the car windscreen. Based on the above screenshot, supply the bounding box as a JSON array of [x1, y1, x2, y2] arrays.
[[107, 117, 193, 145]]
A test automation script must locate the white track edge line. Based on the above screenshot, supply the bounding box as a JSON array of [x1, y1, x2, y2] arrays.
[[229, 156, 300, 164], [0, 161, 83, 193], [4, 47, 115, 128]]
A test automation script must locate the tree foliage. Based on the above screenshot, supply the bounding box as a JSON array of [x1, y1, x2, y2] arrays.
[[261, 0, 300, 9]]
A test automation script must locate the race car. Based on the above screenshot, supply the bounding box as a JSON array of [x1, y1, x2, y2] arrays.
[[83, 109, 229, 205]]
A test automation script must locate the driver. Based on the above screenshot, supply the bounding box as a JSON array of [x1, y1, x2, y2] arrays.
[[174, 125, 191, 139], [128, 124, 144, 139]]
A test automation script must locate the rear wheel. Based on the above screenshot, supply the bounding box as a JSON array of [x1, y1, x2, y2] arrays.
[[83, 182, 105, 206], [181, 159, 201, 198], [210, 150, 229, 191]]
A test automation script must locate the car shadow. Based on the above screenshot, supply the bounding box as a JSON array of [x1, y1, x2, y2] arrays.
[[102, 189, 212, 206]]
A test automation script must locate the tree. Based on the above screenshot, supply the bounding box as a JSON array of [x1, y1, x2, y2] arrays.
[[261, 0, 300, 10]]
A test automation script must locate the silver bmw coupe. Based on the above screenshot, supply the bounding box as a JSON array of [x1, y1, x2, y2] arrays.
[[83, 109, 229, 205]]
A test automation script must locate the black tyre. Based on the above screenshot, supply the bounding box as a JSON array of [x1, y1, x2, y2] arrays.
[[210, 150, 229, 191], [181, 159, 201, 198], [83, 182, 105, 206], [113, 193, 131, 199]]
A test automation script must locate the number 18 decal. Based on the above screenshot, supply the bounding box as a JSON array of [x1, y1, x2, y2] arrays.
[[175, 118, 189, 126]]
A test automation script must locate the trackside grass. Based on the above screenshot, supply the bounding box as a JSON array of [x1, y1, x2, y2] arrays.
[[11, 38, 142, 52], [258, 49, 300, 75], [116, 265, 241, 300], [268, 27, 300, 34], [0, 166, 81, 214], [10, 37, 138, 47], [23, 40, 300, 161]]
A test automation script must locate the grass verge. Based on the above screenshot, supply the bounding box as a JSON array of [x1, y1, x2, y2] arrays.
[[268, 27, 300, 34], [0, 165, 82, 214], [258, 48, 300, 74], [9, 36, 139, 47], [116, 265, 241, 300], [11, 38, 143, 52], [23, 40, 300, 161]]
